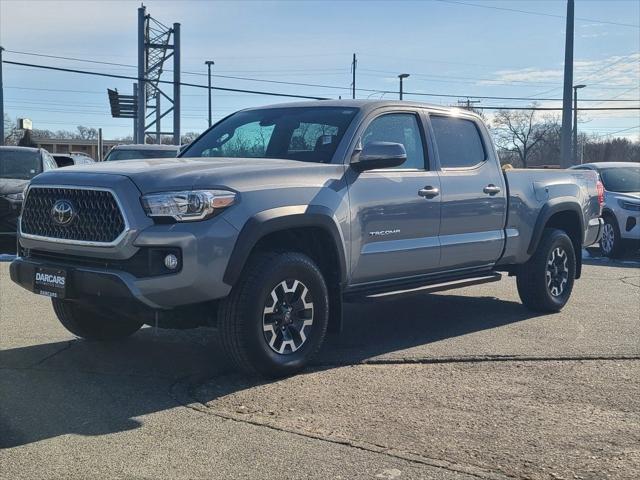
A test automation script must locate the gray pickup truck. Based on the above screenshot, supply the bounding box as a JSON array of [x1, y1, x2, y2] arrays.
[[10, 100, 603, 377]]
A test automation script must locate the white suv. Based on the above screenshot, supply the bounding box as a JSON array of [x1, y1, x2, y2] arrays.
[[571, 162, 640, 257]]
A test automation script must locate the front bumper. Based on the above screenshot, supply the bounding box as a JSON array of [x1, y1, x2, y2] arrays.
[[12, 215, 239, 309], [619, 212, 640, 241], [12, 174, 240, 309], [584, 217, 604, 247]]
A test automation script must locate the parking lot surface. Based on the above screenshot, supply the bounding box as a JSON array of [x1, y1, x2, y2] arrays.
[[1, 254, 639, 480]]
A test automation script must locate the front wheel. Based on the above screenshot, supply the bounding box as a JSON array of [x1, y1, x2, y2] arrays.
[[516, 228, 576, 312], [52, 299, 143, 340], [218, 252, 329, 377]]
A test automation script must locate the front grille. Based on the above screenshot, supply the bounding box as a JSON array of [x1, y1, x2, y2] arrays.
[[21, 187, 126, 243]]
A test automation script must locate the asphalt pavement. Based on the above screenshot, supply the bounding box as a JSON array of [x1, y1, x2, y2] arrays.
[[0, 252, 638, 479]]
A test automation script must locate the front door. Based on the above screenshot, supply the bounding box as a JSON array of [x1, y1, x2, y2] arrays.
[[347, 111, 441, 285], [428, 114, 507, 270]]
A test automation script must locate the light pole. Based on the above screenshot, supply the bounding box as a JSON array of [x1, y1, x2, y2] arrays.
[[573, 84, 586, 165], [0, 46, 4, 146], [398, 73, 409, 100], [205, 60, 215, 127]]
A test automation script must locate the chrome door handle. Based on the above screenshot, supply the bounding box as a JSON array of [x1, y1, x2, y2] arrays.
[[418, 186, 440, 198], [483, 184, 501, 195]]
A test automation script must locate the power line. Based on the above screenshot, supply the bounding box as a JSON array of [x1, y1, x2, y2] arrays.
[[530, 56, 639, 98], [2, 59, 639, 113], [5, 49, 637, 101], [603, 125, 640, 136], [435, 0, 640, 28], [474, 106, 639, 111], [2, 60, 330, 100]]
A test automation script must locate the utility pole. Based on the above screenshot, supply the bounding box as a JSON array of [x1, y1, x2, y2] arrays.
[[351, 53, 357, 99], [573, 84, 586, 165], [0, 46, 4, 146], [132, 83, 138, 142], [98, 128, 103, 161], [560, 0, 575, 168], [398, 73, 409, 100], [136, 5, 146, 144], [458, 98, 480, 111], [173, 22, 181, 145], [205, 60, 214, 127]]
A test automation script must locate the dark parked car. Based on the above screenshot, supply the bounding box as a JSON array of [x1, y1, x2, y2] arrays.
[[52, 153, 95, 168], [0, 146, 58, 240], [104, 144, 179, 161]]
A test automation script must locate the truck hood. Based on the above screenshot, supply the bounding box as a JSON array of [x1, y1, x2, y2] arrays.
[[33, 157, 344, 194]]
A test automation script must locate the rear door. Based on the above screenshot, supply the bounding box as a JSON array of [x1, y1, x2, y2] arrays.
[[347, 109, 441, 285], [428, 113, 507, 270]]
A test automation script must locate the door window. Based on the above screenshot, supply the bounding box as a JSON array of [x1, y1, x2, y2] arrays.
[[361, 113, 426, 170], [431, 116, 485, 169]]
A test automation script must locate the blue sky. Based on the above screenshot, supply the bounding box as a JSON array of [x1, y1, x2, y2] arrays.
[[1, 0, 638, 140]]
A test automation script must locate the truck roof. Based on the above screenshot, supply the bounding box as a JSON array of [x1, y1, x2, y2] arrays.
[[575, 162, 640, 169], [241, 99, 481, 118], [110, 144, 180, 151], [0, 146, 41, 153]]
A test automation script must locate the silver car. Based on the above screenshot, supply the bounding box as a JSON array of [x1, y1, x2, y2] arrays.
[[571, 162, 640, 257]]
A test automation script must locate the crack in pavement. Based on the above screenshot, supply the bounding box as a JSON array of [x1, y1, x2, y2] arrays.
[[0, 364, 176, 381], [28, 340, 75, 367], [620, 276, 640, 287], [313, 354, 640, 367], [168, 374, 516, 480]]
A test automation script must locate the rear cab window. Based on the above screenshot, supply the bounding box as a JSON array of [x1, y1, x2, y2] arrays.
[[430, 115, 486, 169]]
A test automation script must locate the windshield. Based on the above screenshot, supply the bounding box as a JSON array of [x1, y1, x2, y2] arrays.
[[0, 150, 42, 180], [599, 166, 640, 193], [105, 148, 178, 161], [182, 107, 359, 163]]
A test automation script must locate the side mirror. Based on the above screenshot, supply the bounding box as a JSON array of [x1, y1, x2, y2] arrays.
[[351, 141, 407, 171]]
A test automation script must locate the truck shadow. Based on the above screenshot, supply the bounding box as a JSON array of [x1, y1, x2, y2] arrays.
[[0, 293, 541, 449]]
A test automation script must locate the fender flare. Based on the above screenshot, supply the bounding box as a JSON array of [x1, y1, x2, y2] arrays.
[[223, 205, 348, 287], [527, 198, 585, 255]]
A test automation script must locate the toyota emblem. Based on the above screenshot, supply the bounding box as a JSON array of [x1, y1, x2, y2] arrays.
[[51, 200, 76, 226]]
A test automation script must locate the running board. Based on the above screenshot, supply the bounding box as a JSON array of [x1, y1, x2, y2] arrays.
[[344, 272, 502, 302]]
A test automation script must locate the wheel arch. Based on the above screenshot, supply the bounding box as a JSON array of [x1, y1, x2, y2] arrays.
[[223, 205, 347, 333], [528, 199, 584, 279]]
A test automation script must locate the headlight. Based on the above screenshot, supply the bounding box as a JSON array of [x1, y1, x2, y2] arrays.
[[618, 199, 640, 212], [5, 192, 24, 201], [141, 190, 236, 222]]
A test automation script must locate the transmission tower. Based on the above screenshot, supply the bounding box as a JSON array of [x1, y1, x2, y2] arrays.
[[136, 4, 181, 145]]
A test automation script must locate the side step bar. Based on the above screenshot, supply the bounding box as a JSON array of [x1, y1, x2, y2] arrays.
[[344, 272, 502, 302]]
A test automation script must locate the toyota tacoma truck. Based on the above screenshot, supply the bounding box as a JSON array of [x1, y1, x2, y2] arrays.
[[9, 100, 603, 377]]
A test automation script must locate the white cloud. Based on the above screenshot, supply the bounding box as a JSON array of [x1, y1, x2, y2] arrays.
[[479, 53, 640, 89]]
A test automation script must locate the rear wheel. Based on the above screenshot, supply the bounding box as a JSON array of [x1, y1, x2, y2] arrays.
[[218, 252, 329, 377], [516, 228, 576, 312], [600, 214, 625, 258], [52, 299, 143, 340]]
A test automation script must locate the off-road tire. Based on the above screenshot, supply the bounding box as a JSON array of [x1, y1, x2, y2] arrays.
[[516, 228, 576, 313], [52, 299, 143, 340], [218, 252, 329, 377]]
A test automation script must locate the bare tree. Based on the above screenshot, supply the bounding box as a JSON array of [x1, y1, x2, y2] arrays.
[[3, 114, 18, 145], [492, 105, 554, 168]]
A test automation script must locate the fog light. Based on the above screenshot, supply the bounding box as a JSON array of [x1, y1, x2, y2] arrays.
[[164, 254, 179, 270]]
